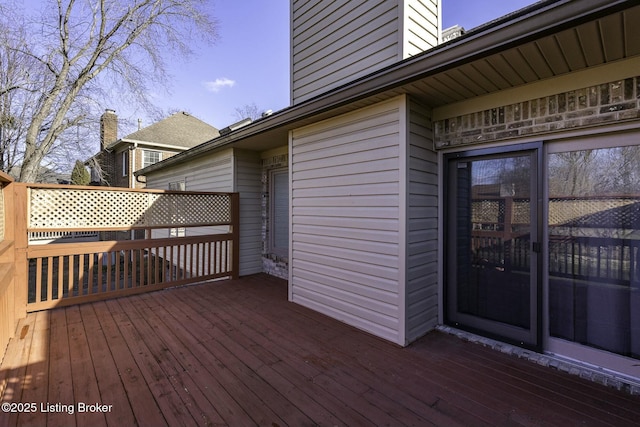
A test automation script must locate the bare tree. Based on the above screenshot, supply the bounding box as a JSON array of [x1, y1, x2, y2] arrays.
[[233, 102, 263, 121], [602, 146, 640, 193], [549, 150, 596, 197], [0, 13, 37, 175], [549, 147, 640, 197], [0, 0, 218, 182]]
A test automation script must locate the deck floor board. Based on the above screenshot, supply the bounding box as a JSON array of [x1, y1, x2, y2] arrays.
[[1, 273, 640, 427], [46, 309, 74, 427]]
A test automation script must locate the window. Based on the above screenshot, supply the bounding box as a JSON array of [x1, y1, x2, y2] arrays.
[[142, 150, 162, 168], [122, 151, 129, 176], [168, 181, 185, 191], [270, 169, 289, 257]]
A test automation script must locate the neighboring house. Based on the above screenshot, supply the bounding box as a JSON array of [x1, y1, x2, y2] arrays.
[[88, 110, 219, 188], [7, 166, 71, 184], [137, 0, 640, 385]]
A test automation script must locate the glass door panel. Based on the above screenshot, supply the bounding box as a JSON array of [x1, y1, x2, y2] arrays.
[[446, 144, 540, 349], [548, 145, 640, 359]]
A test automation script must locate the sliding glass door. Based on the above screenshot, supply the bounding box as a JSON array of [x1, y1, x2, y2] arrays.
[[445, 136, 640, 377], [547, 140, 640, 366], [445, 143, 541, 349]]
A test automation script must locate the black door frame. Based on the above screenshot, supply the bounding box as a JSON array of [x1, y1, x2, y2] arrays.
[[443, 142, 543, 351]]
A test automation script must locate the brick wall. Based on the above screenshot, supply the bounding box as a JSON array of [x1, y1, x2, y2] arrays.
[[113, 149, 129, 188], [90, 151, 113, 186], [100, 110, 118, 149], [261, 152, 289, 279], [127, 148, 180, 189], [434, 77, 640, 149]]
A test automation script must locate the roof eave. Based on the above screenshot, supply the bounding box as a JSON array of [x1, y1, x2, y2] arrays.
[[120, 139, 200, 151], [137, 0, 636, 176]]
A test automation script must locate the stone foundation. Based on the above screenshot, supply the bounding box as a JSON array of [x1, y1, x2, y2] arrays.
[[437, 325, 640, 395]]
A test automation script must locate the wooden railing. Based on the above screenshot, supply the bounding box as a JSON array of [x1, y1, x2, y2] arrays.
[[471, 196, 640, 285], [549, 235, 640, 285], [8, 183, 239, 312], [0, 172, 18, 367], [28, 230, 99, 243]]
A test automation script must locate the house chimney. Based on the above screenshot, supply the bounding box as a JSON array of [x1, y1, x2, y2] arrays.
[[100, 109, 118, 150], [290, 0, 441, 104]]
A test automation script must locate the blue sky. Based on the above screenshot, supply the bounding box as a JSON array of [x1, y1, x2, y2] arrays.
[[14, 0, 540, 134], [132, 0, 538, 130], [144, 0, 291, 129]]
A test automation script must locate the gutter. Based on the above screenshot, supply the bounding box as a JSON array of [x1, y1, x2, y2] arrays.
[[136, 0, 635, 177], [111, 138, 206, 152], [120, 139, 204, 151], [130, 142, 137, 188]]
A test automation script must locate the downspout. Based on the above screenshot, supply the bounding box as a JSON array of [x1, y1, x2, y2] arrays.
[[131, 142, 137, 241], [131, 142, 138, 189]]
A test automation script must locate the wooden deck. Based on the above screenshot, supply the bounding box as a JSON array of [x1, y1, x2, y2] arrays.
[[1, 274, 639, 427]]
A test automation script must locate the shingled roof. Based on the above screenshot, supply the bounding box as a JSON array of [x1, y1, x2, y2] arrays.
[[109, 111, 219, 150]]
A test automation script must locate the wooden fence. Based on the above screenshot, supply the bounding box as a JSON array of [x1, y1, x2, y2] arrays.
[[5, 183, 239, 314]]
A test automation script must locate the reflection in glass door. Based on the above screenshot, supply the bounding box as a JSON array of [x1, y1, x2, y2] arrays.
[[548, 144, 640, 361], [445, 144, 541, 349]]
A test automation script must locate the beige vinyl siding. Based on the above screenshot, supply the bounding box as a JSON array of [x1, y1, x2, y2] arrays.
[[291, 0, 401, 104], [402, 0, 440, 58], [290, 98, 404, 344], [234, 150, 263, 276], [405, 99, 438, 342], [145, 148, 234, 193], [291, 0, 441, 104]]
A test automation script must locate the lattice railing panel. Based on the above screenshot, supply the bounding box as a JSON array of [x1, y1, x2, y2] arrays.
[[549, 198, 638, 226], [472, 200, 503, 224], [146, 193, 231, 227], [29, 188, 234, 230], [471, 197, 640, 228], [512, 199, 531, 224], [30, 188, 149, 229]]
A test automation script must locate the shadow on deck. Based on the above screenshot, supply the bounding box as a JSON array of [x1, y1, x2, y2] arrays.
[[1, 273, 639, 426]]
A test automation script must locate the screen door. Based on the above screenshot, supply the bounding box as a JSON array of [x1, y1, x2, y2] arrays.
[[445, 144, 541, 349]]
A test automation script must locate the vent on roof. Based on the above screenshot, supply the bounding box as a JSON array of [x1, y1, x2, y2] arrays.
[[442, 25, 465, 42], [220, 117, 252, 136]]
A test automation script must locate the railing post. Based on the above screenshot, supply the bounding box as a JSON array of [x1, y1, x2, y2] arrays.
[[12, 183, 29, 318], [0, 174, 17, 362], [231, 193, 240, 280]]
